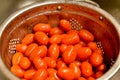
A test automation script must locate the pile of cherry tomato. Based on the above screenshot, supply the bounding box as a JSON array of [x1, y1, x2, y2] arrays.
[[11, 19, 106, 80]]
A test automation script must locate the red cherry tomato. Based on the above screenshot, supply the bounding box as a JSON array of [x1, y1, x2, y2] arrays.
[[95, 71, 103, 78], [12, 52, 23, 65], [81, 61, 93, 77], [19, 57, 31, 69], [49, 27, 64, 36], [22, 34, 34, 45], [45, 76, 56, 80], [96, 63, 106, 72], [33, 56, 47, 69], [67, 30, 78, 34], [69, 62, 81, 79], [59, 19, 71, 32], [24, 69, 35, 79], [49, 35, 62, 44], [56, 60, 67, 70], [25, 43, 38, 57], [78, 77, 86, 80], [30, 45, 47, 60], [77, 47, 92, 61], [48, 44, 59, 60], [88, 42, 98, 51], [62, 46, 77, 64], [32, 69, 47, 80], [57, 67, 75, 80], [43, 57, 56, 68], [59, 44, 67, 54], [11, 65, 25, 78], [90, 52, 103, 67], [33, 23, 51, 33], [16, 44, 27, 53], [34, 32, 49, 45], [79, 29, 94, 42], [87, 77, 95, 80], [61, 33, 80, 45]]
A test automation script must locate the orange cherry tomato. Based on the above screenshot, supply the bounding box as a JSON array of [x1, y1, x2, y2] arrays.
[[67, 30, 78, 34], [87, 77, 95, 80], [16, 44, 27, 53], [79, 29, 94, 42], [94, 48, 103, 56], [48, 44, 59, 60], [19, 57, 31, 69], [79, 41, 87, 47], [56, 60, 67, 70], [96, 63, 106, 72], [45, 76, 56, 80], [61, 33, 80, 45], [77, 47, 92, 61], [90, 52, 103, 67], [49, 27, 64, 36], [30, 45, 47, 60], [88, 42, 98, 51], [81, 62, 93, 77], [69, 62, 81, 79], [33, 23, 51, 33], [25, 43, 38, 57], [74, 43, 82, 51], [59, 19, 71, 32], [57, 67, 75, 80], [33, 56, 47, 69], [12, 52, 23, 65], [11, 65, 25, 78], [73, 61, 81, 67], [59, 44, 67, 54], [49, 35, 62, 44], [95, 71, 103, 78], [24, 69, 35, 79], [22, 33, 34, 45], [62, 46, 77, 64], [34, 32, 49, 45], [43, 57, 56, 68], [78, 77, 86, 80], [32, 69, 47, 80]]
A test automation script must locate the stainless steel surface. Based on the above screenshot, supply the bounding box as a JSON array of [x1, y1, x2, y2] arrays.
[[0, 0, 120, 80]]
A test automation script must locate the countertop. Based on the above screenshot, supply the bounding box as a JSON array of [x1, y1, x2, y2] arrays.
[[0, 0, 120, 80]]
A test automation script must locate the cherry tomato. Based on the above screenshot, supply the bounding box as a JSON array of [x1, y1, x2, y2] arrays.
[[19, 57, 31, 69], [22, 34, 34, 45], [67, 30, 78, 34], [80, 62, 93, 77], [34, 32, 49, 45], [74, 43, 82, 51], [33, 56, 47, 69], [11, 65, 25, 78], [48, 44, 59, 60], [87, 77, 95, 80], [56, 60, 67, 70], [30, 45, 47, 60], [57, 67, 75, 80], [96, 63, 106, 72], [88, 42, 97, 51], [61, 33, 80, 45], [49, 27, 64, 36], [69, 62, 81, 79], [49, 35, 62, 44], [90, 52, 103, 67], [73, 61, 81, 67], [78, 77, 86, 80], [77, 47, 92, 61], [59, 19, 71, 32], [12, 52, 23, 65], [47, 68, 60, 80], [32, 69, 47, 80], [33, 23, 51, 33], [59, 44, 67, 54], [79, 29, 94, 42], [95, 71, 103, 78], [25, 43, 38, 57], [16, 44, 27, 53], [24, 69, 35, 79], [79, 41, 87, 47], [94, 48, 103, 56], [62, 46, 77, 64], [45, 76, 56, 80], [43, 57, 56, 68]]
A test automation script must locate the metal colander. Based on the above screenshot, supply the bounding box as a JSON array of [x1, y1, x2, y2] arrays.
[[0, 0, 120, 80]]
